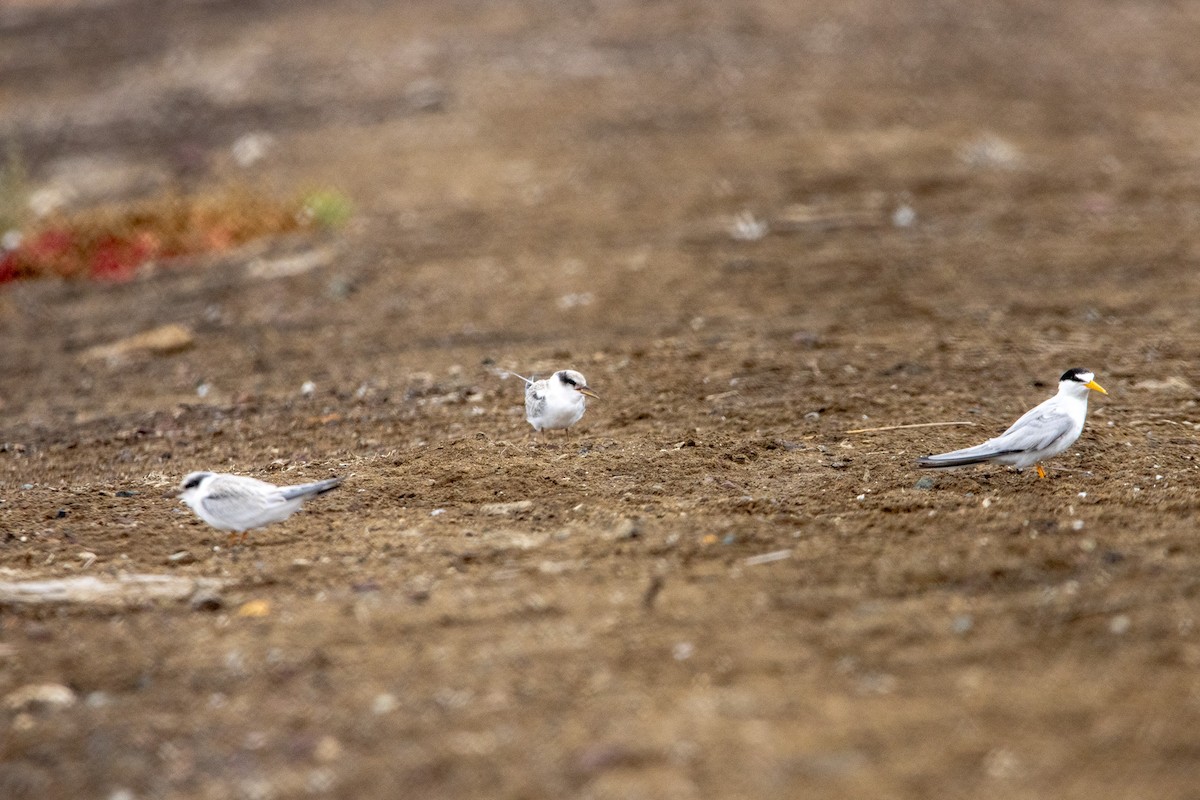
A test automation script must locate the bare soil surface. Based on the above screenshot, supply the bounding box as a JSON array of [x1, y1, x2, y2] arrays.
[[2, 1, 1200, 798]]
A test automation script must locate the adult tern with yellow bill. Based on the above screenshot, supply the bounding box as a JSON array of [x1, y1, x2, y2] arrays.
[[917, 368, 1107, 478]]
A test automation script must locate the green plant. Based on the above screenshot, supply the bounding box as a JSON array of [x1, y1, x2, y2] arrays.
[[299, 189, 352, 229]]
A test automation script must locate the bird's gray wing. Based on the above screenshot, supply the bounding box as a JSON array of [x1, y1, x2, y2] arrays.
[[200, 478, 287, 530], [279, 477, 341, 501], [987, 408, 1075, 454], [918, 400, 1073, 467], [525, 381, 547, 420]]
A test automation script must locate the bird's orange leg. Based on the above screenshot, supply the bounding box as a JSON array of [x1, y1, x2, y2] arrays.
[[1036, 463, 1047, 479]]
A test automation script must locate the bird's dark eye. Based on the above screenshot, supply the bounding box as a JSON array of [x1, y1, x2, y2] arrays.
[[183, 475, 204, 490]]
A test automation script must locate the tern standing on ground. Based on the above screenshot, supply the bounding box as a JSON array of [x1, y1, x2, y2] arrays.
[[511, 370, 599, 433], [917, 368, 1108, 478]]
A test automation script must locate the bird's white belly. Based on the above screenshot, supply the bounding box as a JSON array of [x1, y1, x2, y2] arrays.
[[536, 401, 585, 431]]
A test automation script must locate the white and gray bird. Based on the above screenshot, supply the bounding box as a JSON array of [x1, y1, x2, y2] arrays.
[[917, 368, 1108, 478], [170, 471, 342, 543], [510, 369, 599, 433]]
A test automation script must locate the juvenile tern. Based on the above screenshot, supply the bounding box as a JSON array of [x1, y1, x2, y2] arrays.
[[170, 471, 342, 543], [917, 368, 1108, 478], [511, 369, 599, 433]]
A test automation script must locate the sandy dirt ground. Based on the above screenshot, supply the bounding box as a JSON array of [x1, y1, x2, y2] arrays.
[[2, 1, 1200, 798]]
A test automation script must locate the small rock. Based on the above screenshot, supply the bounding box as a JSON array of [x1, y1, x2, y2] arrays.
[[952, 615, 974, 635], [85, 691, 112, 708], [892, 204, 917, 227], [1110, 615, 1131, 635], [245, 247, 336, 280], [82, 324, 195, 364], [115, 490, 138, 498], [371, 693, 398, 715], [236, 600, 271, 618], [166, 550, 196, 565], [314, 735, 342, 763], [958, 134, 1023, 170], [480, 500, 534, 516], [915, 477, 935, 490], [610, 518, 640, 540], [188, 588, 224, 612], [406, 78, 449, 112], [230, 132, 275, 168], [4, 683, 77, 713], [744, 549, 791, 566]]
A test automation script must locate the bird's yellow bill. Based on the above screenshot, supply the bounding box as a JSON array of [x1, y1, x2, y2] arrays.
[[1085, 379, 1108, 395], [578, 387, 600, 400]]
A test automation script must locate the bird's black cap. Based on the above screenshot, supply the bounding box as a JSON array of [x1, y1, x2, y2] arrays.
[[1059, 367, 1092, 383]]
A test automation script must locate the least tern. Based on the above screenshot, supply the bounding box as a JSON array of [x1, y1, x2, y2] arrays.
[[917, 368, 1108, 478], [511, 369, 599, 433], [170, 471, 342, 544]]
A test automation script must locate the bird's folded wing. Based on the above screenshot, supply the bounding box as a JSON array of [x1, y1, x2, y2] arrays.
[[918, 440, 1013, 465], [279, 477, 341, 500], [525, 385, 547, 418], [919, 411, 1073, 466], [990, 410, 1073, 454], [200, 482, 283, 530]]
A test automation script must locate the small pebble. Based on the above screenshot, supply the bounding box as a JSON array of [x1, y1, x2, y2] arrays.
[[4, 683, 77, 712], [313, 735, 342, 763], [915, 477, 935, 490], [1110, 615, 1131, 635], [167, 550, 196, 565], [892, 204, 917, 227], [188, 588, 224, 612], [480, 500, 533, 516], [86, 691, 112, 708], [371, 693, 398, 715]]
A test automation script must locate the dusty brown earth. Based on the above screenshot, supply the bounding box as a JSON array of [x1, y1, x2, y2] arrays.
[[2, 1, 1200, 798]]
